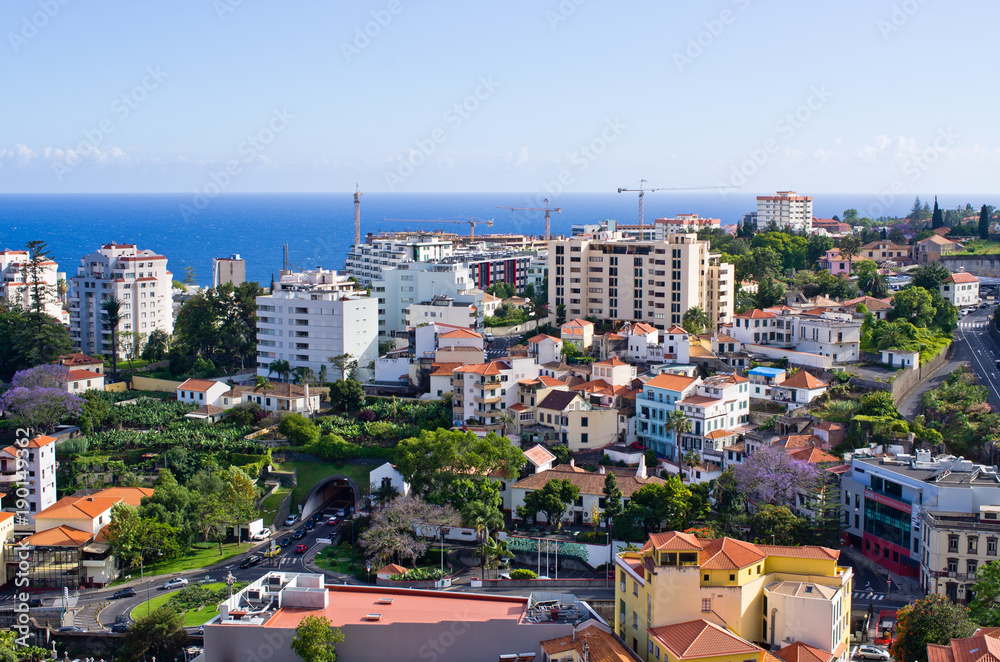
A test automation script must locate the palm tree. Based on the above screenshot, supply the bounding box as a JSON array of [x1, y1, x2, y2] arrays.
[[268, 359, 291, 383], [682, 450, 701, 481], [495, 412, 514, 438], [252, 375, 273, 394], [101, 296, 123, 383], [682, 307, 712, 335], [665, 409, 692, 477], [292, 366, 314, 385], [462, 500, 504, 569]]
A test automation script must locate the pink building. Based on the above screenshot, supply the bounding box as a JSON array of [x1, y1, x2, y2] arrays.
[[818, 248, 851, 276]]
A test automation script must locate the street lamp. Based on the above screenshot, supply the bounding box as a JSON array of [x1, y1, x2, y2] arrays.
[[140, 546, 162, 615]]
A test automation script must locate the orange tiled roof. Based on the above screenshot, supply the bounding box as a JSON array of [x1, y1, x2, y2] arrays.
[[664, 325, 688, 334], [648, 619, 761, 660], [528, 334, 560, 343], [594, 356, 629, 367], [562, 318, 594, 328], [454, 361, 508, 376], [65, 369, 103, 381], [35, 496, 122, 520], [700, 537, 766, 570], [642, 531, 703, 553], [541, 624, 636, 662], [56, 353, 102, 366], [91, 487, 154, 507], [439, 328, 482, 339], [376, 563, 409, 576], [775, 641, 835, 662], [509, 403, 529, 413], [537, 375, 566, 387], [756, 544, 839, 560], [177, 378, 222, 392], [430, 363, 462, 377], [513, 465, 663, 497], [947, 272, 979, 284], [645, 373, 698, 391], [0, 435, 56, 457], [735, 309, 775, 319], [21, 525, 93, 547], [523, 444, 556, 467], [787, 447, 841, 465], [782, 370, 828, 390]]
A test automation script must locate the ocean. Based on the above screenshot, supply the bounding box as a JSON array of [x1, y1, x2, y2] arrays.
[[0, 192, 991, 287]]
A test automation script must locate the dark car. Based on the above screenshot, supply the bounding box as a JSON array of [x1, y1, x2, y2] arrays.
[[304, 520, 315, 531], [58, 626, 82, 632], [294, 543, 308, 554], [112, 588, 136, 599], [27, 598, 42, 607], [110, 623, 129, 633], [292, 528, 306, 540], [239, 555, 261, 569], [279, 536, 293, 547]]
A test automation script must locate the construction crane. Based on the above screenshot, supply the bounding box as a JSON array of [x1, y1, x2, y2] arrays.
[[497, 198, 561, 241], [353, 184, 362, 244], [617, 180, 737, 228], [382, 216, 494, 238]]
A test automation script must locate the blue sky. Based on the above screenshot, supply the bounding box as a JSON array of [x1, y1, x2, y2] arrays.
[[1, 0, 996, 195]]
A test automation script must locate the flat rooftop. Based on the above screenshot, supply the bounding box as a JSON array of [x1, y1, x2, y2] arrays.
[[264, 585, 528, 629]]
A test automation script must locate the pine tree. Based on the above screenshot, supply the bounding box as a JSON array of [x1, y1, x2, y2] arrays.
[[909, 196, 923, 220], [931, 196, 943, 229], [980, 205, 993, 240]]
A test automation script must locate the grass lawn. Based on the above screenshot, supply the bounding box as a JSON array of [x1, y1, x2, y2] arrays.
[[260, 488, 290, 526], [133, 582, 225, 627], [953, 239, 1000, 255], [140, 542, 255, 577], [277, 462, 372, 509], [314, 544, 446, 581]]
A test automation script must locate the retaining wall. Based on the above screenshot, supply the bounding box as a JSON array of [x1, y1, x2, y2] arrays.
[[131, 376, 183, 393], [104, 381, 128, 393]]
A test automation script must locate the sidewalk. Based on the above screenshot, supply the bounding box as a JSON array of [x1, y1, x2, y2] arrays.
[[838, 545, 923, 604]]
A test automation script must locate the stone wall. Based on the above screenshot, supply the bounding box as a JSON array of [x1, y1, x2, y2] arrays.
[[942, 254, 1000, 278]]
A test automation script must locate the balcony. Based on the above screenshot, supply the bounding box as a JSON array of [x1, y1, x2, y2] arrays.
[[474, 394, 501, 405]]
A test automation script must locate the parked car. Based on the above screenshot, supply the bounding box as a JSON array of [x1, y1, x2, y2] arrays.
[[292, 529, 306, 540], [284, 514, 299, 527], [279, 536, 293, 547], [250, 529, 270, 541], [294, 544, 308, 554], [27, 598, 42, 607], [112, 588, 136, 599], [239, 555, 261, 569], [484, 332, 495, 343], [856, 645, 890, 661], [326, 517, 339, 526], [161, 578, 188, 590]]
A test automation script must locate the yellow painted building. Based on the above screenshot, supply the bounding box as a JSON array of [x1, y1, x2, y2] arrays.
[[614, 531, 852, 662]]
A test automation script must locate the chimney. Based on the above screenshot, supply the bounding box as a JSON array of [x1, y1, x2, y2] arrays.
[[569, 458, 575, 468], [636, 455, 647, 480], [598, 465, 606, 474]]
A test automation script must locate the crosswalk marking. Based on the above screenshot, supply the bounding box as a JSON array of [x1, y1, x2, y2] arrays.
[[852, 591, 885, 600], [960, 321, 987, 330]]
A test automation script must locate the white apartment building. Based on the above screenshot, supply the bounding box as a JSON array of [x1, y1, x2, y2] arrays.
[[549, 221, 734, 331], [653, 214, 722, 236], [343, 233, 455, 284], [757, 191, 813, 232], [525, 252, 548, 293], [374, 261, 483, 340], [0, 250, 68, 324], [69, 243, 173, 359], [675, 373, 751, 464], [0, 435, 57, 524], [941, 272, 980, 308], [732, 308, 862, 362], [451, 357, 540, 427], [256, 268, 378, 383], [212, 254, 246, 287], [405, 295, 479, 330]]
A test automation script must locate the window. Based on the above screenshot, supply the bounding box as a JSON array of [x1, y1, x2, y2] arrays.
[[969, 560, 978, 576], [969, 536, 979, 554], [988, 538, 997, 556], [948, 558, 958, 573], [633, 580, 638, 596], [729, 574, 735, 581], [701, 598, 711, 612], [949, 535, 960, 553]]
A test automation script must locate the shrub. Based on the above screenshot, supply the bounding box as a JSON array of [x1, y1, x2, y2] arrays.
[[508, 569, 537, 580], [389, 568, 445, 581], [278, 413, 319, 446]]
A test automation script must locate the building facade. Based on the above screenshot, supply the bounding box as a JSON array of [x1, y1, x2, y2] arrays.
[[0, 249, 67, 324], [374, 261, 483, 340], [212, 254, 246, 287], [343, 233, 455, 284], [255, 268, 378, 383], [941, 272, 980, 308], [549, 222, 734, 331], [68, 243, 173, 358], [756, 192, 813, 232]]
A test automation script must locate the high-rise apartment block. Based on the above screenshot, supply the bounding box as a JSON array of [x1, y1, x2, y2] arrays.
[[756, 191, 813, 232], [69, 243, 173, 358], [256, 269, 378, 383], [549, 221, 733, 331], [212, 254, 246, 288], [343, 233, 455, 284], [0, 250, 68, 324]]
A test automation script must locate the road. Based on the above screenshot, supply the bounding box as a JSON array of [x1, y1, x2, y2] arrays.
[[485, 333, 520, 360], [898, 304, 999, 418]]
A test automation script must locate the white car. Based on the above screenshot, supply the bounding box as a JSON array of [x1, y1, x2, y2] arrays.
[[284, 514, 299, 527], [250, 529, 270, 541], [161, 578, 188, 590], [855, 645, 890, 661]]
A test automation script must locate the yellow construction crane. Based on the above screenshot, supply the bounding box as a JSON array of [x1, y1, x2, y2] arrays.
[[617, 180, 737, 228], [382, 216, 494, 238], [497, 198, 561, 242], [353, 184, 362, 244]]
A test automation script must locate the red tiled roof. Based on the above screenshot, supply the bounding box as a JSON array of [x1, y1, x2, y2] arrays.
[[787, 447, 841, 465], [648, 619, 761, 660], [699, 538, 766, 570], [642, 531, 703, 553], [66, 369, 103, 381], [21, 525, 93, 547], [177, 378, 222, 393], [439, 328, 482, 339], [775, 641, 835, 662], [523, 444, 556, 467], [646, 373, 698, 391], [947, 272, 979, 284], [594, 356, 629, 367], [735, 309, 775, 319], [537, 375, 566, 387], [528, 334, 560, 343], [430, 363, 463, 377], [541, 624, 636, 662], [782, 370, 828, 390]]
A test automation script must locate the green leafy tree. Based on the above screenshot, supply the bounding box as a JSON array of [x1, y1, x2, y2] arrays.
[[328, 353, 357, 381], [911, 262, 951, 292], [121, 605, 189, 662], [462, 498, 504, 566], [291, 615, 345, 662], [549, 443, 573, 466], [754, 275, 786, 309], [395, 428, 526, 494], [279, 413, 320, 445], [806, 234, 834, 266], [890, 594, 975, 662], [749, 504, 809, 545], [909, 196, 924, 220], [518, 479, 580, 528], [839, 235, 862, 273], [682, 307, 711, 334], [602, 472, 624, 529], [860, 390, 899, 418], [141, 328, 170, 362], [970, 559, 1000, 625], [329, 378, 365, 412], [222, 466, 259, 544], [889, 286, 936, 328], [627, 477, 692, 533], [22, 240, 55, 318]]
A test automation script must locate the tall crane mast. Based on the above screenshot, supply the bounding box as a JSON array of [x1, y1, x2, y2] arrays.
[[496, 198, 561, 241], [353, 184, 362, 244], [382, 216, 494, 238], [617, 180, 737, 229]]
